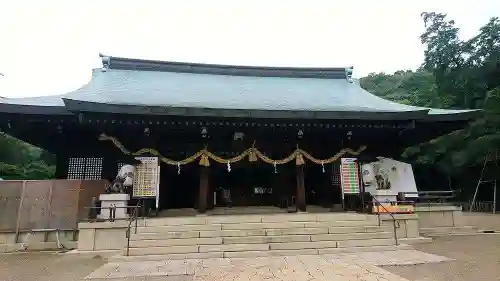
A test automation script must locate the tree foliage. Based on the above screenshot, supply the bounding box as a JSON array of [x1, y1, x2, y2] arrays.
[[361, 13, 500, 174], [0, 133, 55, 180], [360, 70, 437, 107]]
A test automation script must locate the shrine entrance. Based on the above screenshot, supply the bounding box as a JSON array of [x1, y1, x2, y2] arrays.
[[212, 162, 295, 208], [160, 162, 199, 210]]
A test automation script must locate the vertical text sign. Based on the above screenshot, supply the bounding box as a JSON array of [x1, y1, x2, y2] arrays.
[[340, 158, 361, 196]]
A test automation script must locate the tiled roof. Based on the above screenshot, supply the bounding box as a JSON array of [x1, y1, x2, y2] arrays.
[[0, 55, 479, 120]]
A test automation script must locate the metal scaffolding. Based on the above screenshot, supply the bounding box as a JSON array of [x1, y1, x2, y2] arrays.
[[470, 149, 498, 213]]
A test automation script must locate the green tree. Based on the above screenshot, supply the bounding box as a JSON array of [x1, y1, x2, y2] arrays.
[[360, 70, 436, 106], [361, 14, 500, 174], [409, 14, 500, 173], [420, 12, 467, 108], [0, 133, 56, 180]]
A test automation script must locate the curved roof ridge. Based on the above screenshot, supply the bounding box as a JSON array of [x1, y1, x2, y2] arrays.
[[100, 54, 352, 79]]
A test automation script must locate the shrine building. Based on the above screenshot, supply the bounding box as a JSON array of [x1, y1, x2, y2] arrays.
[[0, 55, 478, 214]]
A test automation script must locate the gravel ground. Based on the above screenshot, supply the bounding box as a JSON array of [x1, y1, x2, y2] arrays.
[[382, 234, 500, 281], [0, 252, 105, 281], [1, 235, 499, 281]]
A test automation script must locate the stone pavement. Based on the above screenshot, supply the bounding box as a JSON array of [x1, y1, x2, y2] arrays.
[[85, 250, 451, 280]]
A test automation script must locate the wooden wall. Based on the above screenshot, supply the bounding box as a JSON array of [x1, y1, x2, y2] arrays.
[[0, 180, 107, 232]]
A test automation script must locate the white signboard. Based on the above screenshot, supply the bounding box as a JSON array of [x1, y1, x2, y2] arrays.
[[133, 157, 159, 198], [362, 158, 419, 198]]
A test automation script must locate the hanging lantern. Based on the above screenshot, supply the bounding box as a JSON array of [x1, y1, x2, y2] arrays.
[[200, 127, 208, 138], [297, 129, 304, 140], [273, 162, 278, 174], [227, 161, 231, 172], [177, 162, 181, 175], [321, 161, 325, 173]]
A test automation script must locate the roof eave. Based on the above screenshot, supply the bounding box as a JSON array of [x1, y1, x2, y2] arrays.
[[423, 109, 482, 122], [0, 103, 71, 115], [62, 98, 431, 120]]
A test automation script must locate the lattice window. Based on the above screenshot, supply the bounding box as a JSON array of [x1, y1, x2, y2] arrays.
[[117, 162, 125, 173], [67, 158, 86, 180], [67, 157, 103, 180]]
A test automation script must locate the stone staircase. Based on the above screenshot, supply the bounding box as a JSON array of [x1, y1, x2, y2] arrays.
[[111, 212, 410, 262]]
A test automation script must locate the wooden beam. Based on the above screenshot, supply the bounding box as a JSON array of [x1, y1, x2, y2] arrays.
[[198, 166, 209, 213]]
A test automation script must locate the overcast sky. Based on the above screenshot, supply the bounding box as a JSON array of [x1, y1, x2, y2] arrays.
[[0, 0, 498, 98]]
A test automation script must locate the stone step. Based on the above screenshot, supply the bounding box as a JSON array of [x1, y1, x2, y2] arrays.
[[200, 226, 390, 237], [310, 232, 393, 242], [129, 237, 223, 247], [112, 244, 412, 262], [137, 224, 222, 233], [127, 245, 200, 256], [221, 235, 310, 244], [132, 221, 378, 233], [329, 225, 392, 233], [260, 213, 376, 223], [220, 220, 378, 230], [126, 238, 396, 256], [144, 213, 376, 227], [131, 229, 392, 243], [132, 225, 391, 239], [228, 243, 403, 257], [131, 231, 202, 240], [337, 238, 395, 248], [220, 232, 393, 244], [305, 221, 380, 228], [126, 243, 267, 256], [137, 220, 379, 234], [200, 229, 266, 238]]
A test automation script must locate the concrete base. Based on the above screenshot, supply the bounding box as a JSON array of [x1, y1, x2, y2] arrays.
[[371, 190, 398, 204], [379, 213, 421, 240], [77, 221, 129, 251], [99, 193, 130, 220]]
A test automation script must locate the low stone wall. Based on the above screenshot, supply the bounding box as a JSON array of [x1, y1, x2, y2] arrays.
[[0, 229, 77, 252], [414, 205, 463, 228], [461, 212, 500, 231], [413, 204, 500, 236], [378, 214, 428, 244], [78, 221, 129, 251]]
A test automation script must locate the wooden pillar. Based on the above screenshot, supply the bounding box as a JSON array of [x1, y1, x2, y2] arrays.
[[296, 165, 306, 212], [55, 152, 69, 179], [198, 166, 209, 213]]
